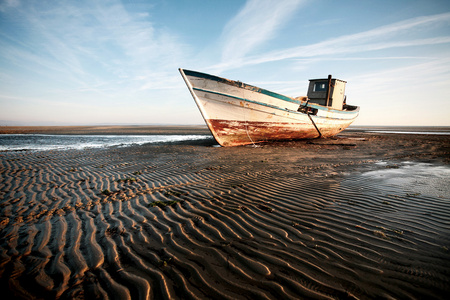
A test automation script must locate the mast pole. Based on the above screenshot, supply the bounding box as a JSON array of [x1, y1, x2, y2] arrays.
[[325, 74, 332, 106]]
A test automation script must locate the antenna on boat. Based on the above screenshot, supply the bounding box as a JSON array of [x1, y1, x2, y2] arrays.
[[325, 74, 332, 107]]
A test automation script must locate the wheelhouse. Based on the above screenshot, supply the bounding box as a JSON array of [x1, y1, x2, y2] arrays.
[[307, 75, 347, 110]]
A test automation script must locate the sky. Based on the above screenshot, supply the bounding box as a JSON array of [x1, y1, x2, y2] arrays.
[[1, 0, 449, 126]]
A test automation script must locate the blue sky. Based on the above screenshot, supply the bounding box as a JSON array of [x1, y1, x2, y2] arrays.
[[1, 0, 449, 126]]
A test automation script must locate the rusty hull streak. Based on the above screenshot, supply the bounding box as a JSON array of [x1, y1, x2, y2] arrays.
[[207, 119, 325, 147]]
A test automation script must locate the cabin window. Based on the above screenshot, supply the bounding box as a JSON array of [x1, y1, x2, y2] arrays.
[[314, 82, 327, 92]]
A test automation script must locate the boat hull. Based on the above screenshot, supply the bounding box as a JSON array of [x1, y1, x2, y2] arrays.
[[180, 69, 359, 146]]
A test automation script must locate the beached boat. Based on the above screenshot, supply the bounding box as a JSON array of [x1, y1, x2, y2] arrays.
[[179, 69, 359, 146]]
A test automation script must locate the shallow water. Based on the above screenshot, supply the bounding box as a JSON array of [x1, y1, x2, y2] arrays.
[[362, 161, 450, 198], [366, 130, 450, 135], [349, 127, 450, 135], [0, 134, 212, 151]]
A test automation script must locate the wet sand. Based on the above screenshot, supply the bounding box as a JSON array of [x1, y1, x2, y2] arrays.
[[1, 127, 449, 299]]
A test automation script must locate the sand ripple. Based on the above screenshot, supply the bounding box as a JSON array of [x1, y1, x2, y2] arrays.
[[1, 144, 449, 299]]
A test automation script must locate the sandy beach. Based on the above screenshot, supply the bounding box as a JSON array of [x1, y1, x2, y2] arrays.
[[1, 126, 449, 299]]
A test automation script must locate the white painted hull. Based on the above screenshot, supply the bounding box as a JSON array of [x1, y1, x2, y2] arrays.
[[180, 69, 359, 146]]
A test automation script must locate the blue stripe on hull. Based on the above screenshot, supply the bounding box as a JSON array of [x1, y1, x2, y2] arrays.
[[192, 87, 358, 120], [184, 69, 359, 116]]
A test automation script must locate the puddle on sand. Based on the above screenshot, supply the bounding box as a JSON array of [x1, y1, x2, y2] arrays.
[[361, 161, 450, 198]]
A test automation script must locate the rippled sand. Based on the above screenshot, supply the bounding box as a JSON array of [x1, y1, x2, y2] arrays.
[[1, 131, 449, 299]]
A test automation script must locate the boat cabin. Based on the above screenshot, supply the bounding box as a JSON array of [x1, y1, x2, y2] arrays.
[[307, 75, 346, 110]]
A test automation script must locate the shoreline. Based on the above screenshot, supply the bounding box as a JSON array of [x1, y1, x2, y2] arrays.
[[0, 125, 212, 135], [1, 130, 449, 299], [1, 125, 449, 136]]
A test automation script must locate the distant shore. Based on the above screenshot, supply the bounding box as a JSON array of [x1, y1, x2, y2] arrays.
[[0, 128, 449, 299], [0, 125, 212, 135], [1, 125, 449, 136]]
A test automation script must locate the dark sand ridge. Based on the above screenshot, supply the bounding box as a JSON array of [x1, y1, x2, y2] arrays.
[[0, 128, 449, 299]]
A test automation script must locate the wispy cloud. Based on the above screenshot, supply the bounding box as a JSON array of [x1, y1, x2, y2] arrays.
[[219, 0, 305, 68], [0, 0, 186, 93], [214, 12, 450, 71], [349, 57, 450, 94], [1, 1, 449, 126], [346, 57, 450, 125], [0, 0, 19, 12]]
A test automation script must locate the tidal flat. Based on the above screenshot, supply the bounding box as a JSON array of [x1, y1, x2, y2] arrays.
[[0, 126, 449, 299]]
